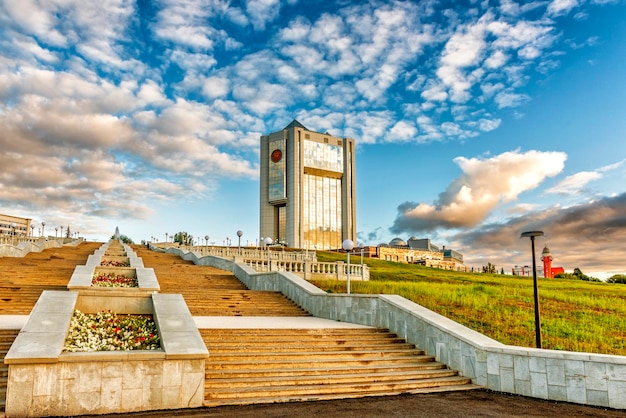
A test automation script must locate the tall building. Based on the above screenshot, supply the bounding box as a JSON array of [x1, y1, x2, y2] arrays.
[[259, 120, 356, 250]]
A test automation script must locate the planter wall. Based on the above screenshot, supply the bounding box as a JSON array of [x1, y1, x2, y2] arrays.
[[4, 240, 207, 417]]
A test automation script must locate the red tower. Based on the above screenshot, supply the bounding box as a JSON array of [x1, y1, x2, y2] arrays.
[[541, 245, 553, 278]]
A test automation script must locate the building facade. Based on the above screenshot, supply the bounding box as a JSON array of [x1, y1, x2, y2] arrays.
[[0, 213, 33, 237], [259, 120, 356, 250], [373, 237, 466, 271]]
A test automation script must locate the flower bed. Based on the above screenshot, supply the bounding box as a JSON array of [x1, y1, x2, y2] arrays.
[[92, 272, 138, 287], [63, 309, 160, 352], [100, 259, 131, 267]]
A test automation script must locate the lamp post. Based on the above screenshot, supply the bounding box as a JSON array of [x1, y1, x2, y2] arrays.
[[55, 227, 58, 237], [342, 239, 355, 294], [10, 222, 16, 246], [237, 230, 243, 255], [204, 235, 209, 254], [521, 230, 544, 349], [264, 237, 273, 271], [30, 224, 35, 237], [358, 242, 364, 265], [165, 232, 168, 243], [60, 226, 64, 238], [41, 222, 45, 237]]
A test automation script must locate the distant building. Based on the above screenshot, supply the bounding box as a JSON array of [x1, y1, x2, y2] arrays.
[[372, 237, 466, 271], [512, 245, 564, 278], [0, 213, 33, 237], [259, 120, 356, 250], [541, 245, 564, 278]]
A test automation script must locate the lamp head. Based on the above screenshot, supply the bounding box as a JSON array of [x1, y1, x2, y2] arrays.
[[521, 231, 544, 239]]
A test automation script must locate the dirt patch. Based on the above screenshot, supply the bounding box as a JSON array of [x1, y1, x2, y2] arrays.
[[86, 390, 624, 418]]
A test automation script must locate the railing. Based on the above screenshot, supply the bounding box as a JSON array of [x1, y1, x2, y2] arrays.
[[149, 243, 369, 281], [152, 243, 317, 262], [0, 235, 68, 245], [242, 258, 370, 281]]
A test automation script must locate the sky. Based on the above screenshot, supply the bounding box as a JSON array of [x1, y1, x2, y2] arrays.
[[1, 0, 625, 278]]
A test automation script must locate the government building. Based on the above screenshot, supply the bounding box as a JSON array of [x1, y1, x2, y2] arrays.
[[259, 120, 356, 250]]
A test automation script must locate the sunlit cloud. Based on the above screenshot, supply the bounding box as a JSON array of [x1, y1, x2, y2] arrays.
[[391, 149, 567, 233]]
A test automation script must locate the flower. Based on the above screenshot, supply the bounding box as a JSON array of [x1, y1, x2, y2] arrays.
[[100, 260, 131, 267], [63, 310, 160, 352], [91, 272, 138, 287]]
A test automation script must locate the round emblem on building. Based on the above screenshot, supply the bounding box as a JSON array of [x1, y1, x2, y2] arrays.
[[271, 149, 282, 163]]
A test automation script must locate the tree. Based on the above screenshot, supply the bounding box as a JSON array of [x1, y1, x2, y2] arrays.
[[111, 234, 133, 244], [500, 267, 505, 275], [482, 262, 496, 274], [65, 225, 72, 238], [173, 231, 193, 245], [557, 269, 600, 282], [607, 274, 626, 284]]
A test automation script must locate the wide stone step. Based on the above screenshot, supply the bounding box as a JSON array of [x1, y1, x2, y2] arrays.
[[207, 347, 426, 362], [203, 383, 482, 407], [205, 361, 448, 379], [206, 368, 460, 389], [205, 355, 437, 370], [205, 375, 473, 400], [206, 341, 415, 352]]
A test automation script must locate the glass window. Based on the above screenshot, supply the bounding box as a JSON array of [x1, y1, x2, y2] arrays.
[[303, 140, 343, 173]]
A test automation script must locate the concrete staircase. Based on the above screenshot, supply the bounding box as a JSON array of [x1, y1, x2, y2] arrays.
[[201, 328, 476, 406], [133, 248, 309, 316], [0, 242, 102, 314], [132, 246, 479, 406], [0, 243, 478, 412]]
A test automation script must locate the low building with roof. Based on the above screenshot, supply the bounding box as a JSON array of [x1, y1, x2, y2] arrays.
[[368, 237, 466, 271]]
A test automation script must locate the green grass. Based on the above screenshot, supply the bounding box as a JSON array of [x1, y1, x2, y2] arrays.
[[312, 252, 626, 355]]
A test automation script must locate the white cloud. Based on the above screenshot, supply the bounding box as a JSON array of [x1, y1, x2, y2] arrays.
[[246, 0, 282, 31], [202, 76, 231, 100], [495, 90, 530, 108], [391, 150, 567, 232], [546, 171, 603, 195], [388, 121, 418, 141], [548, 0, 579, 16]]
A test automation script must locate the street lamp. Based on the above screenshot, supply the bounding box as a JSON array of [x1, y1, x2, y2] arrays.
[[358, 242, 364, 265], [10, 222, 16, 246], [237, 230, 243, 254], [521, 230, 544, 349], [30, 224, 35, 237], [55, 227, 58, 237], [60, 226, 64, 238], [342, 239, 355, 294], [165, 232, 168, 243], [41, 222, 46, 237], [264, 237, 273, 271]]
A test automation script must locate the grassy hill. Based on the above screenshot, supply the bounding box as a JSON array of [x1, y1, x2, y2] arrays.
[[311, 251, 626, 356]]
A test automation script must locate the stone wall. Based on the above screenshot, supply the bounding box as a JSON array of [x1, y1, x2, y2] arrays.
[[6, 358, 205, 416], [163, 246, 626, 410], [4, 241, 208, 417]]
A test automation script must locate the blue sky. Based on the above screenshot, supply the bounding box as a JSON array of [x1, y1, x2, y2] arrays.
[[1, 0, 625, 278]]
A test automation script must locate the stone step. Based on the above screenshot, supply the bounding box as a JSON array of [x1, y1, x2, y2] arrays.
[[205, 375, 473, 400], [206, 368, 459, 388], [206, 341, 415, 352], [208, 348, 426, 362], [205, 355, 437, 370], [203, 383, 482, 407], [205, 361, 448, 379]]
